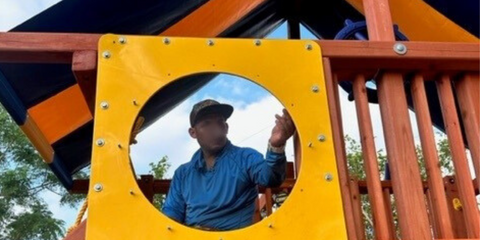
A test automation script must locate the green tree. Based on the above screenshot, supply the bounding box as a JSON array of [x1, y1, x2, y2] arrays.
[[149, 156, 170, 210], [0, 104, 171, 239], [0, 105, 68, 240], [345, 134, 454, 239]]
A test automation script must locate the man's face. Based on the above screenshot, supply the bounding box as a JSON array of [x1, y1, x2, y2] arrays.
[[189, 113, 229, 153]]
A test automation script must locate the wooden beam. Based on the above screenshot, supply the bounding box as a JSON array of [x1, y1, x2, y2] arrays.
[[0, 33, 100, 63], [0, 33, 478, 66], [70, 177, 479, 196]]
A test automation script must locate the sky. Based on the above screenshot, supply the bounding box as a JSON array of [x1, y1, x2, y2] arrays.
[[0, 0, 477, 234]]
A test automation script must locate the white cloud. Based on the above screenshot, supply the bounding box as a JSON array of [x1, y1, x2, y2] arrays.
[[0, 0, 60, 31]]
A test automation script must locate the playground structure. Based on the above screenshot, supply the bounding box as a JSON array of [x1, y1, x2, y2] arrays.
[[0, 0, 479, 239]]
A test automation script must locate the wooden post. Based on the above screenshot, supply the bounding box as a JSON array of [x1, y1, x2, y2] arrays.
[[362, 0, 431, 239], [455, 73, 480, 190], [352, 74, 392, 239]]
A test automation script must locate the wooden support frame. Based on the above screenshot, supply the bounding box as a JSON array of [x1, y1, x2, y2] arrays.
[[0, 30, 478, 240]]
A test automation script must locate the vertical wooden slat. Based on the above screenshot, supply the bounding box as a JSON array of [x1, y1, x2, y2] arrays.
[[253, 197, 262, 223], [444, 176, 468, 238], [350, 178, 366, 240], [410, 74, 454, 238], [138, 175, 154, 203], [455, 73, 480, 189], [382, 189, 396, 239], [436, 75, 480, 238], [72, 50, 97, 114], [293, 133, 301, 178], [264, 188, 273, 216], [362, 0, 432, 238], [323, 58, 359, 240], [425, 189, 439, 238], [352, 74, 392, 240]]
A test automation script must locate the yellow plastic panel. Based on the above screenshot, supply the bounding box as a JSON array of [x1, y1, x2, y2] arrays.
[[87, 34, 347, 240]]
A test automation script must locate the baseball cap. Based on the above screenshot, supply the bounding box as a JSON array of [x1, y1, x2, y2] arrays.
[[189, 99, 234, 127]]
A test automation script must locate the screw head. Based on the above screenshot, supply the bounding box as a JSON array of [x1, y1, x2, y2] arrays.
[[96, 138, 105, 147], [100, 101, 109, 110], [306, 44, 313, 50], [318, 134, 326, 142], [94, 183, 103, 192], [102, 51, 111, 59], [163, 38, 170, 45], [167, 226, 172, 231], [393, 43, 407, 55], [325, 173, 334, 182], [207, 39, 214, 46], [118, 36, 127, 44], [312, 85, 319, 93], [308, 142, 313, 147], [254, 39, 261, 46]]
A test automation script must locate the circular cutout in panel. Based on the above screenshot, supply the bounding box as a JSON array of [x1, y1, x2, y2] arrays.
[[130, 73, 299, 231]]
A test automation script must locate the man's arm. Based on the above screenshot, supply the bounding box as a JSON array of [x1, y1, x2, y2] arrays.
[[247, 109, 295, 187], [246, 149, 287, 187], [162, 168, 186, 223]]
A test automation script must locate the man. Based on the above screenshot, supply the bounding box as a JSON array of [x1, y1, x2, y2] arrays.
[[162, 99, 295, 231]]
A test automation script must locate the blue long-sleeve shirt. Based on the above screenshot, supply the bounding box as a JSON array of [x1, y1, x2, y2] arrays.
[[162, 140, 286, 230]]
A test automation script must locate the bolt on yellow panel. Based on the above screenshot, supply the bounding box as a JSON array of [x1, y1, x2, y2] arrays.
[[87, 34, 347, 240]]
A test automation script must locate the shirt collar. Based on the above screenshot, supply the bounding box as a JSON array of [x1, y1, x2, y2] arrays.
[[193, 140, 232, 170]]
